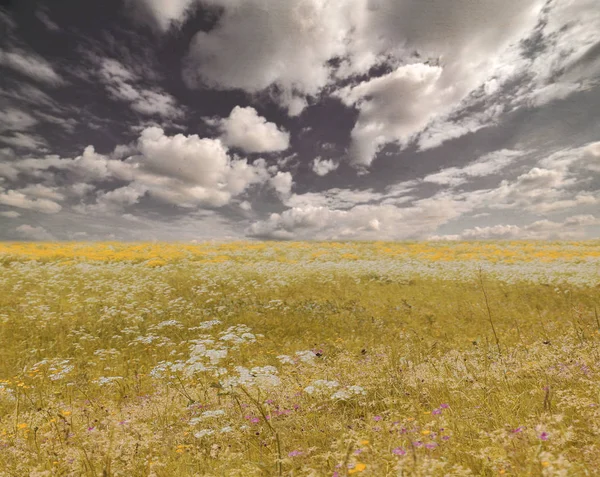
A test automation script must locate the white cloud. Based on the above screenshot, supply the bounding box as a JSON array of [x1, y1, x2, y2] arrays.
[[269, 171, 293, 197], [424, 149, 524, 186], [183, 0, 352, 115], [248, 192, 471, 240], [312, 157, 339, 176], [0, 132, 48, 150], [99, 58, 182, 119], [15, 224, 55, 241], [218, 106, 290, 153], [0, 108, 38, 132], [127, 0, 196, 31], [432, 215, 600, 240], [0, 48, 64, 85], [0, 210, 20, 218], [0, 189, 62, 214]]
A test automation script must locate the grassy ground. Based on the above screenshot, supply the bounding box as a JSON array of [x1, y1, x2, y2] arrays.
[[0, 241, 599, 476]]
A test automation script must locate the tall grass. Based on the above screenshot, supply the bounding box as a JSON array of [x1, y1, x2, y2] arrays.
[[0, 241, 599, 476]]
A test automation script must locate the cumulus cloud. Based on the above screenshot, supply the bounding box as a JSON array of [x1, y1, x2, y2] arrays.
[[217, 106, 290, 153], [248, 192, 471, 240], [15, 224, 56, 241], [269, 171, 293, 197], [127, 0, 197, 31], [183, 0, 352, 114], [0, 48, 65, 86], [312, 157, 339, 176], [0, 210, 20, 218], [0, 189, 62, 214], [431, 215, 600, 240], [0, 127, 290, 216]]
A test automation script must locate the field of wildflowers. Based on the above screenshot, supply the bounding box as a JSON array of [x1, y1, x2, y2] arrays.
[[1, 240, 599, 476]]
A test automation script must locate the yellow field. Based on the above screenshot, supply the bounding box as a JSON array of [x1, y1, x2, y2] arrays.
[[1, 241, 599, 476]]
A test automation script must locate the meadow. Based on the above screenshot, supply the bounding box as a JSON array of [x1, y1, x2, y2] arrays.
[[0, 240, 599, 476]]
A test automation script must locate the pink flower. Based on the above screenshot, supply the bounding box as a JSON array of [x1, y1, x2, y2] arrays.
[[392, 447, 406, 456], [425, 443, 437, 449], [288, 450, 303, 457], [432, 408, 442, 415], [540, 432, 549, 441], [373, 415, 382, 421], [251, 417, 260, 424], [440, 403, 449, 409]]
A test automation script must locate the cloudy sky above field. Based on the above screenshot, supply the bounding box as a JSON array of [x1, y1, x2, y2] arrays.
[[0, 0, 599, 241]]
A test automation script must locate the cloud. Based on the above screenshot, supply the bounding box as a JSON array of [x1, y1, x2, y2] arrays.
[[431, 215, 600, 240], [0, 189, 62, 214], [248, 192, 470, 240], [0, 108, 38, 132], [217, 106, 290, 153], [127, 0, 197, 32], [15, 224, 55, 241], [35, 8, 61, 31], [0, 210, 20, 218], [0, 132, 48, 150], [99, 58, 183, 119], [183, 0, 351, 115], [269, 171, 293, 197], [0, 48, 65, 86], [312, 157, 339, 176], [424, 150, 524, 186]]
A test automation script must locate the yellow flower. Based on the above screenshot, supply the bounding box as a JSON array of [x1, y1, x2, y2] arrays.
[[542, 462, 550, 467], [421, 430, 431, 436], [17, 423, 28, 429], [360, 440, 369, 445], [348, 463, 366, 474], [62, 411, 71, 416]]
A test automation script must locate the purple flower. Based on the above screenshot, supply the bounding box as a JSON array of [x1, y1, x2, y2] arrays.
[[354, 449, 363, 455], [540, 432, 549, 441], [333, 473, 340, 477], [425, 443, 438, 449], [373, 415, 382, 421], [392, 447, 406, 456], [442, 436, 451, 441], [432, 408, 442, 415], [440, 403, 449, 409], [512, 426, 524, 434], [413, 441, 423, 447], [288, 450, 303, 457], [251, 418, 260, 424]]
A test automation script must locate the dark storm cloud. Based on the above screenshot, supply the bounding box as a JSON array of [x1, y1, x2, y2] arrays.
[[0, 0, 598, 241]]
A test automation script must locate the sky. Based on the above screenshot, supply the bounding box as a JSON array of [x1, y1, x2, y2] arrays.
[[0, 0, 599, 242]]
